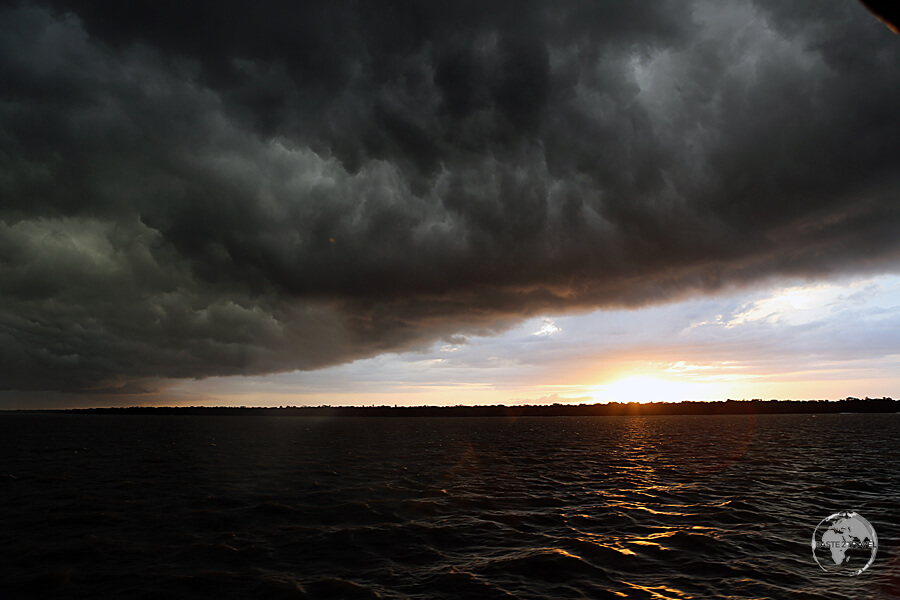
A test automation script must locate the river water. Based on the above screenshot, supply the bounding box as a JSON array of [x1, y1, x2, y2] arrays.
[[1, 413, 898, 598]]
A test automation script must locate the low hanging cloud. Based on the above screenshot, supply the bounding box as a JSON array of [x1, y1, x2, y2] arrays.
[[1, 0, 900, 393]]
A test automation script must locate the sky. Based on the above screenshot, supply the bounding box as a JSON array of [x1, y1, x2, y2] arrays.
[[1, 0, 899, 408]]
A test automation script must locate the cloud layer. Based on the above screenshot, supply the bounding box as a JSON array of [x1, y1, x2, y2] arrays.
[[2, 0, 900, 392]]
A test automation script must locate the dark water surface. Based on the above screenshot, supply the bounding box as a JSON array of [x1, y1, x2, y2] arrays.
[[1, 414, 898, 599]]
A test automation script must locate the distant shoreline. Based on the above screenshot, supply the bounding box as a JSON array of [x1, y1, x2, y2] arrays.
[[4, 397, 898, 417]]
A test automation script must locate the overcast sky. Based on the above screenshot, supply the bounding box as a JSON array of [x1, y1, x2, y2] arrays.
[[1, 0, 899, 407]]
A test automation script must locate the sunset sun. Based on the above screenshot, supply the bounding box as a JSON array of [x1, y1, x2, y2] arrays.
[[590, 375, 723, 404]]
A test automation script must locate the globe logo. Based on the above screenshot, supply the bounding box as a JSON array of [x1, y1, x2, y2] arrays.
[[811, 511, 878, 575]]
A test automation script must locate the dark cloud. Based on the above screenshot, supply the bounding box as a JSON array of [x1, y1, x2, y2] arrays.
[[858, 1, 900, 34], [1, 0, 900, 393]]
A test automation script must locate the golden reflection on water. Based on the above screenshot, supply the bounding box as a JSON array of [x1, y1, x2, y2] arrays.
[[620, 580, 695, 599], [585, 416, 748, 594], [543, 547, 581, 560], [409, 415, 758, 597], [627, 506, 692, 516], [628, 539, 672, 551], [615, 413, 757, 477]]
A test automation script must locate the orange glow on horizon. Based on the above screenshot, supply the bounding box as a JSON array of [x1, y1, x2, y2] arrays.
[[588, 374, 728, 404]]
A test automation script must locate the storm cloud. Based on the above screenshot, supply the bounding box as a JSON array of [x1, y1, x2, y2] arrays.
[[1, 0, 899, 393]]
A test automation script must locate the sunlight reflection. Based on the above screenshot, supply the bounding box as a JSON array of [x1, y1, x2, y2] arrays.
[[620, 581, 695, 600]]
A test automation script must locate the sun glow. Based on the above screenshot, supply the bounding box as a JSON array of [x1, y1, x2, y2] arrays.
[[590, 375, 722, 404]]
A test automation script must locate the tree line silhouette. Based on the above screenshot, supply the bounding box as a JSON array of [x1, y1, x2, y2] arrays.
[[35, 397, 900, 417]]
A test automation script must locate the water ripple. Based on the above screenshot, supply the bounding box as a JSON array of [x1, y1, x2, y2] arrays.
[[1, 413, 898, 599]]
